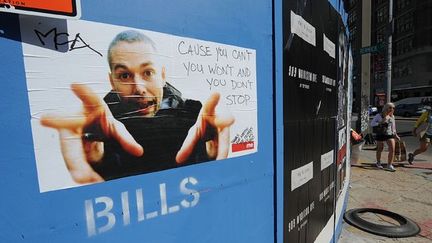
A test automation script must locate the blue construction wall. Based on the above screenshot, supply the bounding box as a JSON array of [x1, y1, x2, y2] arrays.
[[0, 0, 352, 242], [0, 1, 274, 242]]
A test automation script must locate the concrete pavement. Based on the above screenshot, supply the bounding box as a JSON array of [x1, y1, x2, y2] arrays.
[[338, 143, 432, 243]]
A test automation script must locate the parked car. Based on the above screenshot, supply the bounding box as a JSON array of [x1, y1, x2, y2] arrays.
[[394, 96, 432, 106], [394, 103, 426, 117]]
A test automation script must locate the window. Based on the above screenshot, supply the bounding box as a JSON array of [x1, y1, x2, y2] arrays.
[[397, 0, 411, 12], [376, 27, 386, 43], [393, 65, 399, 78], [348, 11, 357, 25], [349, 26, 357, 41], [395, 37, 413, 56], [377, 6, 388, 23], [396, 13, 413, 34], [393, 60, 412, 77], [374, 72, 386, 83], [376, 0, 387, 6]]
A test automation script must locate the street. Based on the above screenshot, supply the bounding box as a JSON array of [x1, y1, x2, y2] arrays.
[[340, 116, 432, 242]]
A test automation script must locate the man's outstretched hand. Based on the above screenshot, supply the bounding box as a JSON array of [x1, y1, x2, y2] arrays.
[[40, 83, 143, 183], [176, 92, 235, 163], [41, 85, 233, 183]]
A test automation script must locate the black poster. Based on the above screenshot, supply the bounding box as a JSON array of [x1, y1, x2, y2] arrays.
[[282, 0, 340, 242], [283, 0, 338, 122], [283, 119, 336, 243]]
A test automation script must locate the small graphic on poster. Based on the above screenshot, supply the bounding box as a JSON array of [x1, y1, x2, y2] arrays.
[[19, 17, 258, 192], [231, 127, 255, 152]]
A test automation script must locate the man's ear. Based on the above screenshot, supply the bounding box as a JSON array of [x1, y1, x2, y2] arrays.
[[109, 72, 115, 89]]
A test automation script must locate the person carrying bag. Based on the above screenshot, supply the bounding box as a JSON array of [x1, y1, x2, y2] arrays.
[[370, 103, 400, 171], [408, 106, 432, 164]]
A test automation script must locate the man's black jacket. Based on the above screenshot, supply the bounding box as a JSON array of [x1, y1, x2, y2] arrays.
[[89, 83, 209, 180]]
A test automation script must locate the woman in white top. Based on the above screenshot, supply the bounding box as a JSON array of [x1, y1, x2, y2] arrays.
[[371, 102, 400, 171]]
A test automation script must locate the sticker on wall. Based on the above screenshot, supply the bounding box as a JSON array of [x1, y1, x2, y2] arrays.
[[19, 16, 258, 192], [290, 10, 316, 47], [0, 0, 81, 19], [323, 34, 335, 59], [320, 150, 334, 171], [291, 161, 313, 191]]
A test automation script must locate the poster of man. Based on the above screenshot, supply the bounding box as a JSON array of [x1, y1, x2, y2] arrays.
[[20, 17, 258, 192]]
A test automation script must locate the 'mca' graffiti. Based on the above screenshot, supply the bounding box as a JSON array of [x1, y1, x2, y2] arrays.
[[34, 27, 103, 57]]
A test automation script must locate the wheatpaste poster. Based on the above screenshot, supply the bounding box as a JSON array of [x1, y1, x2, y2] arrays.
[[20, 17, 258, 192]]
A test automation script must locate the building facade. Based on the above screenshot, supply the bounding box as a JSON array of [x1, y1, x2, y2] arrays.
[[372, 0, 432, 103], [346, 0, 432, 107], [344, 0, 364, 113]]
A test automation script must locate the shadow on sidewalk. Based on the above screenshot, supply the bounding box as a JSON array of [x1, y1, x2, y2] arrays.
[[353, 162, 432, 170]]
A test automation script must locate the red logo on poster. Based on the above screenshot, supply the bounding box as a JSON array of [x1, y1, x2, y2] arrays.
[[0, 0, 80, 18], [232, 141, 255, 152]]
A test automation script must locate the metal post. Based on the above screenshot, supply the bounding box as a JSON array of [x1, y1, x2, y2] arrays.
[[386, 0, 393, 103], [357, 0, 372, 134]]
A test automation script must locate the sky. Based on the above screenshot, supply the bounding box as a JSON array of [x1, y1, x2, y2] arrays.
[[329, 0, 348, 25]]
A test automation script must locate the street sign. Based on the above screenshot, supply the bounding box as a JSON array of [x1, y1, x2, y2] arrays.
[[359, 43, 385, 55], [0, 0, 81, 19]]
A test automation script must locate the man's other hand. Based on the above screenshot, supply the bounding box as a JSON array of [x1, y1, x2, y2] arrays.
[[176, 92, 235, 163], [40, 83, 143, 183]]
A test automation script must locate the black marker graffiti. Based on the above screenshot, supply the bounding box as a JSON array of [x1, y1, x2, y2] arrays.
[[231, 127, 254, 144], [34, 28, 103, 57]]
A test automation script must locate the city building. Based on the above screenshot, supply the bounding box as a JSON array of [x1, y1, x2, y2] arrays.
[[371, 0, 432, 103], [344, 0, 363, 113], [346, 0, 432, 107]]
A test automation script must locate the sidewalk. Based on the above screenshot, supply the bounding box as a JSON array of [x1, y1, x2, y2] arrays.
[[338, 145, 432, 243]]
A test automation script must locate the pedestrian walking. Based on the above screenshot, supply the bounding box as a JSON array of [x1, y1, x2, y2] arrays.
[[408, 106, 432, 164], [371, 102, 400, 172]]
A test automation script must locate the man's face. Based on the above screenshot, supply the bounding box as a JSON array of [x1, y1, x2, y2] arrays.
[[109, 41, 166, 117]]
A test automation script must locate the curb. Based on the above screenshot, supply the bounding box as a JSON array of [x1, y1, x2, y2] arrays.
[[351, 115, 419, 122]]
